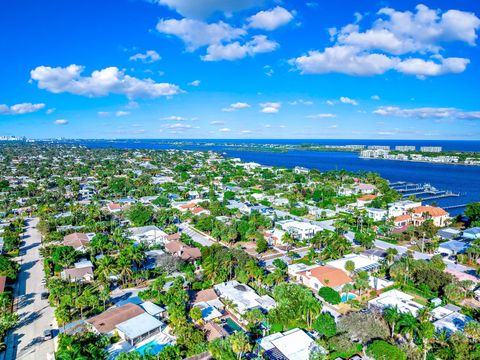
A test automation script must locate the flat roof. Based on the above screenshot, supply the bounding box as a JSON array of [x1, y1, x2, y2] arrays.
[[260, 328, 315, 360], [116, 313, 164, 340]]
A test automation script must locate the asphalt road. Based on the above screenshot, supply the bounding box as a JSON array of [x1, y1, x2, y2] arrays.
[[4, 218, 55, 360]]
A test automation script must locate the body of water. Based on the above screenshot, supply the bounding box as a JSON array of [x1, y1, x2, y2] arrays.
[[56, 139, 480, 215]]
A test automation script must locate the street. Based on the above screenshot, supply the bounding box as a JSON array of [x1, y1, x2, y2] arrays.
[[178, 223, 215, 246], [4, 218, 55, 360]]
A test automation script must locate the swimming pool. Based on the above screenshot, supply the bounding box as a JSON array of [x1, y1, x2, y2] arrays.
[[136, 340, 169, 356], [341, 293, 356, 302]]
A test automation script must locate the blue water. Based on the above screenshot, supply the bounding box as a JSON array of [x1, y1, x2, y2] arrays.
[[341, 293, 356, 302], [136, 340, 169, 356], [53, 139, 480, 215]]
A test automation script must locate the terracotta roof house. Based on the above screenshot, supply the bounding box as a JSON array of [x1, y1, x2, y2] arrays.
[[166, 233, 182, 242], [413, 206, 449, 227], [298, 265, 352, 291], [63, 232, 90, 250], [164, 241, 201, 261], [203, 322, 229, 342], [190, 289, 219, 304], [86, 303, 145, 335], [107, 203, 123, 213]]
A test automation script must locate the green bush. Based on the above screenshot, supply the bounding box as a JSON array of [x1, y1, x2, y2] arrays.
[[318, 287, 341, 305], [367, 340, 406, 360]]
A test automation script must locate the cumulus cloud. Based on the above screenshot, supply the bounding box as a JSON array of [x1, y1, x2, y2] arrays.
[[305, 113, 336, 119], [340, 96, 359, 105], [154, 0, 262, 19], [53, 119, 68, 125], [290, 4, 479, 77], [0, 103, 45, 115], [129, 50, 161, 63], [260, 102, 281, 113], [218, 127, 231, 132], [247, 6, 294, 31], [163, 123, 193, 130], [202, 35, 278, 61], [156, 18, 245, 50], [222, 102, 250, 111], [115, 111, 130, 117], [373, 106, 480, 119], [161, 115, 197, 121], [188, 80, 201, 86], [30, 65, 181, 99]]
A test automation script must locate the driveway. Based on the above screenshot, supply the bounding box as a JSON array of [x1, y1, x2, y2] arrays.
[[178, 223, 214, 247], [4, 218, 55, 360]]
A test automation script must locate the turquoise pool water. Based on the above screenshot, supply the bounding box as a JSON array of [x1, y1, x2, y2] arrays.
[[136, 340, 169, 356], [341, 293, 356, 302]]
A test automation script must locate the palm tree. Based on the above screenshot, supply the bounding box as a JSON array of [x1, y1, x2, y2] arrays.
[[398, 313, 419, 344], [230, 331, 251, 360], [383, 306, 401, 338], [95, 255, 117, 283], [418, 321, 435, 360]]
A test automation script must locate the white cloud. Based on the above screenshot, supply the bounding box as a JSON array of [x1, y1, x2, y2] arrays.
[[156, 18, 245, 51], [373, 106, 480, 119], [129, 50, 161, 63], [340, 96, 358, 105], [247, 6, 294, 31], [264, 65, 274, 76], [202, 35, 278, 61], [30, 65, 181, 99], [98, 111, 111, 117], [222, 102, 251, 111], [163, 123, 193, 130], [260, 102, 281, 113], [326, 100, 335, 106], [219, 127, 231, 132], [290, 4, 478, 77], [289, 99, 314, 105], [240, 129, 253, 134], [290, 45, 398, 76], [189, 80, 201, 86], [395, 56, 469, 78], [210, 120, 225, 125], [161, 115, 196, 121], [371, 95, 380, 100], [53, 119, 68, 125], [115, 111, 130, 117], [337, 5, 480, 55], [306, 113, 336, 119], [154, 0, 262, 19], [46, 108, 56, 114], [0, 103, 45, 115]]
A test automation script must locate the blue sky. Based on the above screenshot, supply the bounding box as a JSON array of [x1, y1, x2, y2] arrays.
[[1, 0, 480, 139]]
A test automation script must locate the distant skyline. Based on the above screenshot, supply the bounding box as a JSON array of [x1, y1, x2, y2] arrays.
[[1, 0, 480, 140]]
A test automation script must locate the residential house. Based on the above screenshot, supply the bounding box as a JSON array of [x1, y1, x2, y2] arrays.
[[438, 240, 470, 256], [366, 208, 388, 222], [214, 280, 276, 315], [353, 183, 376, 194], [63, 232, 94, 252], [327, 254, 380, 274], [257, 328, 323, 360], [368, 289, 424, 317], [128, 226, 167, 245], [431, 304, 475, 336], [86, 303, 145, 335], [388, 200, 422, 218], [164, 241, 201, 262], [277, 220, 322, 241], [463, 227, 480, 240], [297, 265, 352, 292], [61, 266, 94, 283], [357, 195, 377, 208], [116, 312, 165, 346]]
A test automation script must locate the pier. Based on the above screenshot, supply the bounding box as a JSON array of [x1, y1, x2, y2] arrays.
[[443, 204, 468, 210]]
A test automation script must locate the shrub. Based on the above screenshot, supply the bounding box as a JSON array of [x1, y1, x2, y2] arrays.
[[367, 340, 406, 360], [318, 287, 341, 305]]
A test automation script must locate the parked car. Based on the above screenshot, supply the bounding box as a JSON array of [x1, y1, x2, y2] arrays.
[[43, 329, 52, 340], [41, 292, 49, 300]]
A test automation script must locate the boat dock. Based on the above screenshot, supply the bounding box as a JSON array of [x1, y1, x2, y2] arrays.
[[390, 181, 464, 208]]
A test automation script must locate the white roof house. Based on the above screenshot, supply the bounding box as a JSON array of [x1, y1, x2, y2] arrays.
[[432, 304, 474, 335], [388, 200, 422, 217], [277, 220, 322, 241], [116, 313, 164, 346], [366, 208, 388, 222], [127, 226, 167, 245], [258, 328, 323, 360], [368, 289, 424, 317], [327, 253, 380, 273], [214, 280, 276, 314]]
